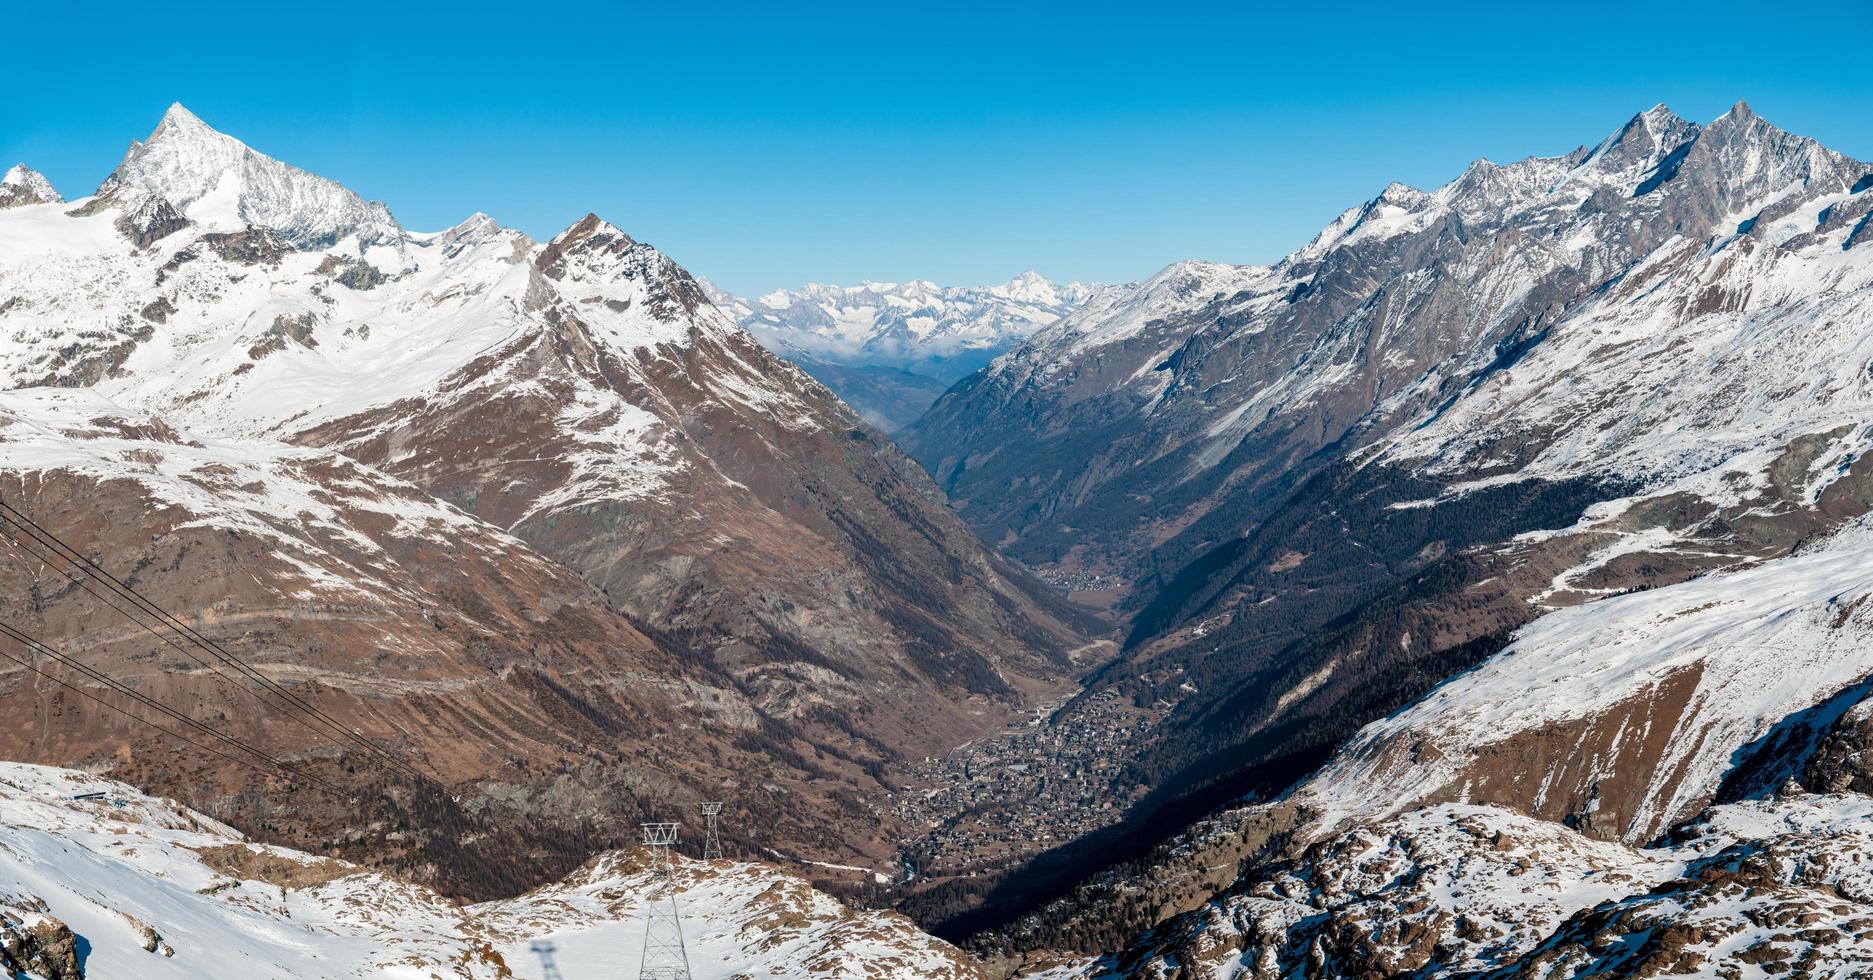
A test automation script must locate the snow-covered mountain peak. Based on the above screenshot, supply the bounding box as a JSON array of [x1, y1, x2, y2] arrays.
[[547, 211, 633, 248], [91, 103, 403, 250], [427, 210, 521, 256], [1293, 178, 1451, 259], [1546, 104, 1695, 190], [1696, 97, 1792, 148], [1139, 257, 1255, 294], [982, 268, 1100, 306], [535, 212, 728, 349], [436, 210, 500, 238], [992, 268, 1055, 300], [150, 100, 214, 139], [1632, 101, 1693, 139], [0, 164, 61, 209], [1377, 180, 1430, 205], [1690, 98, 1852, 187]]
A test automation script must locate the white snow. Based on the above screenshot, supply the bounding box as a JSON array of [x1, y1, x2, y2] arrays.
[[0, 106, 835, 524], [97, 103, 403, 249], [1040, 792, 1873, 979], [1, 164, 62, 207], [0, 761, 974, 979], [729, 271, 1100, 370], [1306, 515, 1873, 841]]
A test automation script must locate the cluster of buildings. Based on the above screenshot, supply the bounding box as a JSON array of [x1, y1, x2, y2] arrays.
[[888, 687, 1171, 881]]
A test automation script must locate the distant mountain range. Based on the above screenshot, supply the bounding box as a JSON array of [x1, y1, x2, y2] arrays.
[[710, 273, 1100, 429]]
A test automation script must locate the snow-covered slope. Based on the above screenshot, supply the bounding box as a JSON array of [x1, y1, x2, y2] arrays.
[[0, 384, 539, 606], [0, 762, 978, 979], [1005, 515, 1873, 977], [1302, 516, 1873, 843]]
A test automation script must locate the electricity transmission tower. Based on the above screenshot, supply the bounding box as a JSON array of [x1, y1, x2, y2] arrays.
[[699, 801, 725, 861], [638, 822, 693, 980]]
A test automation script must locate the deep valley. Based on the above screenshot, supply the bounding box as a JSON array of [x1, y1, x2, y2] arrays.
[[9, 88, 1873, 980]]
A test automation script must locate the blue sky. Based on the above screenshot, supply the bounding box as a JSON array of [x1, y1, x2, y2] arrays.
[[6, 0, 1872, 295]]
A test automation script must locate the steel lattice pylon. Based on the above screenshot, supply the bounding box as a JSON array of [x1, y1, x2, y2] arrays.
[[638, 822, 693, 980], [699, 802, 725, 861]]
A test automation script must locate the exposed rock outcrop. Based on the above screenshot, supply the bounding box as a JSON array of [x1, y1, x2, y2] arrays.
[[0, 906, 82, 980]]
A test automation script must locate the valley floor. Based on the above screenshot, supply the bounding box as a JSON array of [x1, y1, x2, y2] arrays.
[[889, 687, 1168, 885]]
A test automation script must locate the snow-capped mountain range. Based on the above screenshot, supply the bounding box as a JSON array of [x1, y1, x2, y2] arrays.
[[17, 93, 1873, 978], [901, 101, 1873, 960], [721, 272, 1099, 372], [711, 273, 1100, 429], [0, 103, 1087, 913]]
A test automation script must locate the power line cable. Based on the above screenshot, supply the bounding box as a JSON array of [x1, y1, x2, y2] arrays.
[[0, 511, 421, 778], [0, 500, 434, 783], [0, 620, 351, 797], [0, 638, 336, 795]]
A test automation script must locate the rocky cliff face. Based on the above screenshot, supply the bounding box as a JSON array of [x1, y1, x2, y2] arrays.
[[0, 105, 1091, 898], [0, 387, 836, 897]]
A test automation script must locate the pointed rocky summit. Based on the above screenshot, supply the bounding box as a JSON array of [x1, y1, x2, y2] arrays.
[[0, 164, 62, 209]]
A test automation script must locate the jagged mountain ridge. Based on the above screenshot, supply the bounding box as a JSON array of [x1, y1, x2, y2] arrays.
[[713, 273, 1101, 429], [897, 103, 1873, 941], [0, 104, 1092, 899], [906, 101, 1865, 589]]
